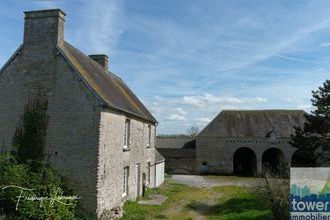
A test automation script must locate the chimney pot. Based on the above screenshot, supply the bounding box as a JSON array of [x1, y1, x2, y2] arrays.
[[89, 54, 109, 70]]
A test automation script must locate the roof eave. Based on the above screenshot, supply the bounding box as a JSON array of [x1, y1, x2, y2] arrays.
[[101, 104, 157, 125], [0, 45, 23, 75]]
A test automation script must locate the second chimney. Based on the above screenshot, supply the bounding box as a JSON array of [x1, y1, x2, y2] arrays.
[[89, 54, 109, 70]]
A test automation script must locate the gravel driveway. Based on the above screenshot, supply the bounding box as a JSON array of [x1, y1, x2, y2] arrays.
[[170, 174, 264, 188]]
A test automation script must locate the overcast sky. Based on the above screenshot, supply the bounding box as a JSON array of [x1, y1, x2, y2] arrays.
[[0, 0, 329, 134]]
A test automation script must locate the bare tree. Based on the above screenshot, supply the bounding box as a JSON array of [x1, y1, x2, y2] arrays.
[[187, 126, 199, 137]]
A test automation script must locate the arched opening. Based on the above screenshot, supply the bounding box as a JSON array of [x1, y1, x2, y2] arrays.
[[233, 147, 257, 176], [262, 148, 287, 175]]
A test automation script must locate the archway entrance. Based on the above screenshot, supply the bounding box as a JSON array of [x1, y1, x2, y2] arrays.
[[233, 148, 257, 176], [262, 148, 287, 175]]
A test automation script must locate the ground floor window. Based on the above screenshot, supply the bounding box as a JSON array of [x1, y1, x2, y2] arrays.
[[201, 161, 209, 173], [123, 166, 129, 197]]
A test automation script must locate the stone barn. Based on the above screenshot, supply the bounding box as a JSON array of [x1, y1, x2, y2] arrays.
[[0, 9, 164, 218], [157, 137, 196, 174], [196, 110, 306, 175], [157, 110, 306, 176]]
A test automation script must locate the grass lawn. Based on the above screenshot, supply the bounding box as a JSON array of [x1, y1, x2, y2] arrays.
[[122, 177, 273, 220]]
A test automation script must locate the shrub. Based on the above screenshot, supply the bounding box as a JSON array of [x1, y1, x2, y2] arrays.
[[17, 183, 77, 220], [0, 96, 78, 219], [0, 153, 78, 219], [12, 97, 48, 170], [258, 167, 290, 220]]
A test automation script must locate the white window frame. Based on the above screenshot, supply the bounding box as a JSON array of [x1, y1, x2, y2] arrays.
[[124, 119, 130, 149], [123, 166, 129, 197]]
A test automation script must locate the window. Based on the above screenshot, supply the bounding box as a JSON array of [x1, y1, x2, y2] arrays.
[[147, 162, 151, 184], [123, 166, 129, 197], [201, 162, 209, 173], [147, 125, 151, 147], [124, 119, 130, 149]]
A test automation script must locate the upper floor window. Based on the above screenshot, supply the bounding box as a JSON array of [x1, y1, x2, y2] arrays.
[[147, 125, 151, 148], [124, 119, 130, 149]]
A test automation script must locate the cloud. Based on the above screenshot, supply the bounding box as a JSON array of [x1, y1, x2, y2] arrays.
[[319, 42, 330, 47], [71, 0, 125, 55], [149, 93, 271, 134], [173, 107, 187, 116], [194, 117, 211, 125], [275, 54, 313, 63], [0, 0, 329, 135], [163, 107, 187, 121], [166, 114, 186, 121], [182, 93, 268, 108], [282, 97, 313, 113]]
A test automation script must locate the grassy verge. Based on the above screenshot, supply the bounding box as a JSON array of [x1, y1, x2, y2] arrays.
[[123, 178, 273, 220]]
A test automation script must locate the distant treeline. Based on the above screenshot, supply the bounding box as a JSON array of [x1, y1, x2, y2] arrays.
[[156, 134, 191, 138]]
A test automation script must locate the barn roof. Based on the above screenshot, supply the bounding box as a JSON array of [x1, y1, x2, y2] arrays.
[[59, 41, 157, 124], [156, 137, 196, 149], [198, 110, 306, 138]]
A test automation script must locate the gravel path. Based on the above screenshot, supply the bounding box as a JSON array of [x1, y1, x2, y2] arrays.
[[138, 194, 168, 205], [170, 174, 264, 188]]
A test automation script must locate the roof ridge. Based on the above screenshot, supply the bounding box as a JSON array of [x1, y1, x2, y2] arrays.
[[222, 109, 305, 112]]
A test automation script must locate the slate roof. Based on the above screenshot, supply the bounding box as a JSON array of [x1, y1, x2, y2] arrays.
[[156, 137, 196, 149], [198, 110, 306, 138], [59, 41, 157, 124], [155, 150, 165, 163]]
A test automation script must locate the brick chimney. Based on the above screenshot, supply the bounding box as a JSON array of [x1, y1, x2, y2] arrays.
[[23, 9, 65, 48], [89, 54, 109, 70]]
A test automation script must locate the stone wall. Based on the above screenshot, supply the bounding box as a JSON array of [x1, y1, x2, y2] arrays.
[[97, 109, 156, 217], [157, 148, 196, 174], [196, 136, 297, 174], [156, 137, 196, 174], [47, 55, 101, 213], [0, 43, 101, 213]]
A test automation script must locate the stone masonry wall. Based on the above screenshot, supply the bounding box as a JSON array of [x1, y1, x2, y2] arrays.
[[196, 136, 297, 174], [97, 109, 156, 217], [47, 55, 101, 213], [157, 149, 196, 174], [0, 46, 101, 214]]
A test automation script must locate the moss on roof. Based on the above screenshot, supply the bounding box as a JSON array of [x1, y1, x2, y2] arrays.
[[60, 41, 157, 123], [198, 110, 306, 138]]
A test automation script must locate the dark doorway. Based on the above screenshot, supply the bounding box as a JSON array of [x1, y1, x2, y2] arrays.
[[142, 173, 146, 197], [233, 148, 257, 176], [262, 148, 287, 175]]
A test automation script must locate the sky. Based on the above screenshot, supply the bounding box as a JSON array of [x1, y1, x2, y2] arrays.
[[0, 0, 329, 134]]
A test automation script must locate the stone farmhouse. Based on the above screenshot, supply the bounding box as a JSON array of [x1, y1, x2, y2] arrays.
[[157, 110, 305, 176], [0, 9, 164, 217]]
